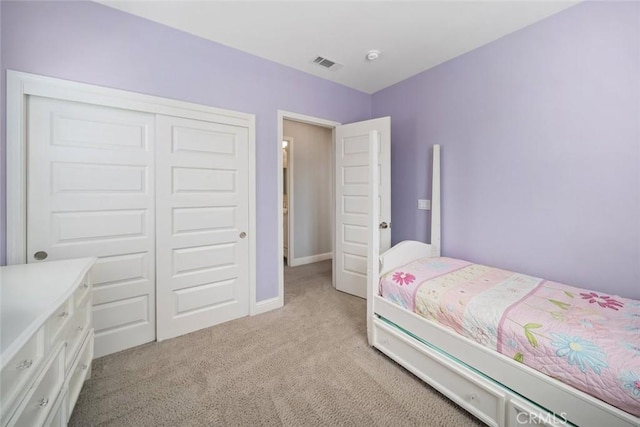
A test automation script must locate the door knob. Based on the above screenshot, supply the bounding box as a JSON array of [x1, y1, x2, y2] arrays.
[[379, 222, 390, 229], [239, 232, 247, 239], [33, 251, 48, 261]]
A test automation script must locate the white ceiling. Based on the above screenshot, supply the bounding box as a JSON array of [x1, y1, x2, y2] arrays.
[[98, 1, 579, 94]]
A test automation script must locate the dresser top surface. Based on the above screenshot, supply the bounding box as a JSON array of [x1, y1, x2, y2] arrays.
[[1, 258, 95, 363]]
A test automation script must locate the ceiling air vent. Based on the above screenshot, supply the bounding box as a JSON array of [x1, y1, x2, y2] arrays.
[[312, 56, 343, 71]]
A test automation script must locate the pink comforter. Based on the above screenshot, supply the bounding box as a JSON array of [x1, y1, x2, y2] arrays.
[[380, 257, 640, 417]]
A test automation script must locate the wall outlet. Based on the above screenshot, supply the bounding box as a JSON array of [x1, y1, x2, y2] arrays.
[[418, 199, 430, 210]]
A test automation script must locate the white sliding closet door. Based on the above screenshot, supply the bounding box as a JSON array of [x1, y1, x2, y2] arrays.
[[27, 96, 156, 358], [155, 115, 250, 341]]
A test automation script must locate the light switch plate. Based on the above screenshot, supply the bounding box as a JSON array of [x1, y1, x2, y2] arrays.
[[418, 199, 430, 210]]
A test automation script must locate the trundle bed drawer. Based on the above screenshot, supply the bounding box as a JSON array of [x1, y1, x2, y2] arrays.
[[506, 398, 572, 427], [374, 319, 506, 427]]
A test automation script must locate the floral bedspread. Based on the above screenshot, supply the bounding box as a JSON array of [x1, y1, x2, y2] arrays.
[[380, 256, 640, 417]]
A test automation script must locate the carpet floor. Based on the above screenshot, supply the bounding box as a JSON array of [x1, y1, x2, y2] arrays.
[[70, 260, 481, 426]]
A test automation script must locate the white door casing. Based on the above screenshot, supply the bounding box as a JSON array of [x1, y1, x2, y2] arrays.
[[155, 115, 250, 340], [27, 96, 156, 357], [283, 137, 293, 263], [334, 117, 391, 298]]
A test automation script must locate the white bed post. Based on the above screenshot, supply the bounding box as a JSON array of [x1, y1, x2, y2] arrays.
[[367, 130, 381, 346], [430, 144, 441, 256]]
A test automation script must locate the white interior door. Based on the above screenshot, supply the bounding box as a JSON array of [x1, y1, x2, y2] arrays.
[[27, 96, 156, 357], [155, 115, 250, 341], [334, 117, 391, 298]]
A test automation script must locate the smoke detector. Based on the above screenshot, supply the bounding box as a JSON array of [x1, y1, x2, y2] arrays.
[[366, 50, 381, 61], [312, 56, 344, 71]]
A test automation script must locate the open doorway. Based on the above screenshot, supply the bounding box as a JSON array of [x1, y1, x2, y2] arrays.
[[277, 111, 391, 305], [283, 119, 332, 267], [277, 111, 341, 300]]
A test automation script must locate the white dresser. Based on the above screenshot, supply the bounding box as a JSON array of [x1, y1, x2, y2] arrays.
[[1, 258, 96, 427]]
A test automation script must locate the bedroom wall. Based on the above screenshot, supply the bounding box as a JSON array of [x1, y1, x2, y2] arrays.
[[0, 1, 371, 301], [372, 1, 640, 299]]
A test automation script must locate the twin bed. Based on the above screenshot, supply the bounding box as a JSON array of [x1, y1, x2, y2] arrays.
[[366, 144, 639, 426]]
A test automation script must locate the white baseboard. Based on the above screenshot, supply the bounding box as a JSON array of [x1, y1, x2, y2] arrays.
[[251, 296, 283, 316], [288, 252, 332, 267]]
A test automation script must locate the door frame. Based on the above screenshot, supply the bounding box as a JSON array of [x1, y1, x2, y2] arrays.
[[277, 111, 341, 298], [282, 136, 294, 264], [6, 70, 260, 314]]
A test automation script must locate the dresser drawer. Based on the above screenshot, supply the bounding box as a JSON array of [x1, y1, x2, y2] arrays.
[[0, 328, 45, 423], [43, 386, 67, 427], [67, 330, 94, 419], [73, 274, 91, 308], [46, 300, 74, 349], [1, 258, 95, 427], [8, 345, 65, 427], [64, 298, 91, 372]]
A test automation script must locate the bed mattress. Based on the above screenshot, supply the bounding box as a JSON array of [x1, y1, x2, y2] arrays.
[[379, 256, 640, 417]]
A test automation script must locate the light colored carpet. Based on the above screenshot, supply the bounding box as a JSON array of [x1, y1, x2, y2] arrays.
[[70, 260, 481, 426]]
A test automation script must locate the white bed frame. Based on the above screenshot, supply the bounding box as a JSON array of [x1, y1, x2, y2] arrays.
[[366, 142, 639, 427]]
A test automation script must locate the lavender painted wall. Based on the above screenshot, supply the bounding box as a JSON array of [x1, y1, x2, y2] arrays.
[[3, 1, 638, 302], [373, 1, 640, 299], [0, 1, 371, 301]]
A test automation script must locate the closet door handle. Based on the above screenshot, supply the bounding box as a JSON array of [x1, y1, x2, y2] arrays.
[[239, 232, 247, 239], [379, 222, 390, 229]]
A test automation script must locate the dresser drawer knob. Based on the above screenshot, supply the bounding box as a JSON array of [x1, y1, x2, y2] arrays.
[[82, 283, 89, 289], [81, 364, 89, 371], [469, 393, 478, 401], [38, 398, 49, 408], [16, 359, 33, 370], [58, 311, 69, 319]]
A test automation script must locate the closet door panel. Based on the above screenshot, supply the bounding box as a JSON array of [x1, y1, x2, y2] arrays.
[[155, 115, 250, 341], [27, 96, 156, 358]]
